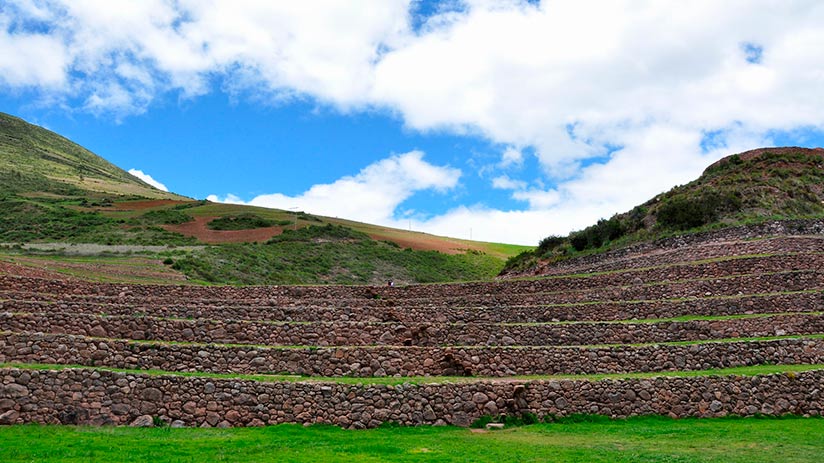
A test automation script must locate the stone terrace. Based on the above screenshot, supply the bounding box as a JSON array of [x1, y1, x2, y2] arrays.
[[1, 219, 824, 428]]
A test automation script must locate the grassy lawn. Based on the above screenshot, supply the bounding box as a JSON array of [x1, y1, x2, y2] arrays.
[[0, 416, 821, 462]]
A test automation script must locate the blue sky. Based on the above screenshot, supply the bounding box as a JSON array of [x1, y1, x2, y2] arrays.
[[2, 1, 824, 245]]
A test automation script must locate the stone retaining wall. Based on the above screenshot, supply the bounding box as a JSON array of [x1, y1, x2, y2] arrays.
[[3, 332, 822, 377], [3, 269, 821, 315], [503, 220, 824, 278], [1, 368, 821, 428], [4, 312, 823, 347], [2, 236, 822, 305], [4, 291, 821, 324]]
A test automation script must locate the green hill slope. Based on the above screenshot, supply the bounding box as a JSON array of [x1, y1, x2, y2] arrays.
[[0, 112, 525, 285], [503, 147, 824, 274], [0, 112, 182, 198]]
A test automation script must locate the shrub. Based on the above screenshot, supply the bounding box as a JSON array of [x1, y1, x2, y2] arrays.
[[657, 191, 742, 231], [206, 213, 283, 230], [267, 224, 369, 243], [569, 216, 626, 252], [137, 209, 193, 225], [502, 250, 539, 273], [537, 235, 565, 255]]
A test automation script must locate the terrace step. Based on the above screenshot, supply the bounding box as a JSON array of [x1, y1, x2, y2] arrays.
[[2, 364, 821, 427], [518, 225, 824, 277], [3, 290, 823, 324], [5, 361, 824, 385], [4, 311, 824, 347], [3, 267, 822, 313], [3, 331, 823, 377], [3, 249, 823, 302]]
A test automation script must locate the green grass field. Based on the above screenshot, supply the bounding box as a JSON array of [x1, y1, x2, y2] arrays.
[[1, 416, 821, 462]]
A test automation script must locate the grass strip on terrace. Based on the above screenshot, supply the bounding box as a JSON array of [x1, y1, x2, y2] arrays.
[[1, 362, 822, 386], [9, 310, 824, 328], [3, 330, 824, 351], [484, 311, 824, 326], [519, 288, 824, 309]]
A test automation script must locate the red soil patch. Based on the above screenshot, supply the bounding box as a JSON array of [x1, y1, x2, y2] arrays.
[[108, 199, 185, 211], [163, 216, 284, 244]]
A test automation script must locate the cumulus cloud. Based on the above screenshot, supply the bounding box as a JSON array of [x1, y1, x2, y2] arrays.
[[208, 151, 460, 225], [0, 0, 411, 115], [0, 22, 67, 88], [4, 1, 824, 243], [128, 168, 169, 191], [499, 147, 524, 168], [491, 175, 526, 190]]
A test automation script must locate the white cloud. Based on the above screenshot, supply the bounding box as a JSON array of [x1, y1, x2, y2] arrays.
[[0, 24, 67, 88], [0, 0, 411, 115], [206, 193, 244, 204], [374, 1, 824, 170], [511, 189, 561, 210], [209, 151, 460, 224], [499, 146, 523, 168], [491, 175, 526, 190], [4, 1, 824, 244], [128, 168, 169, 191]]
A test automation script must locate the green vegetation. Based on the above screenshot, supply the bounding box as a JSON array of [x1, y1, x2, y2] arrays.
[[0, 199, 196, 245], [505, 148, 824, 274], [206, 213, 288, 230], [171, 224, 504, 284], [656, 190, 742, 230], [0, 112, 195, 245], [0, 111, 525, 284], [133, 209, 193, 225], [1, 416, 822, 463], [0, 112, 180, 199]]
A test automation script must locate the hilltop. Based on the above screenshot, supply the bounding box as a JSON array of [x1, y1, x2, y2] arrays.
[[502, 147, 824, 276], [0, 112, 528, 285]]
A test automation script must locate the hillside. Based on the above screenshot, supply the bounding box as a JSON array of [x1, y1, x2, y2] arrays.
[[0, 112, 528, 285], [0, 112, 183, 199], [502, 147, 824, 276]]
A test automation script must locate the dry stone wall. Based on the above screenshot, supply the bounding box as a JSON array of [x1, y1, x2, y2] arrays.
[[2, 219, 824, 428], [1, 368, 821, 428], [3, 332, 823, 377], [4, 290, 822, 324], [3, 311, 824, 347], [503, 220, 824, 278], [2, 234, 823, 306], [3, 268, 822, 316]]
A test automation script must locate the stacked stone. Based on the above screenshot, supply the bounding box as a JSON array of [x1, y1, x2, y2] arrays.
[[1, 219, 824, 428]]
